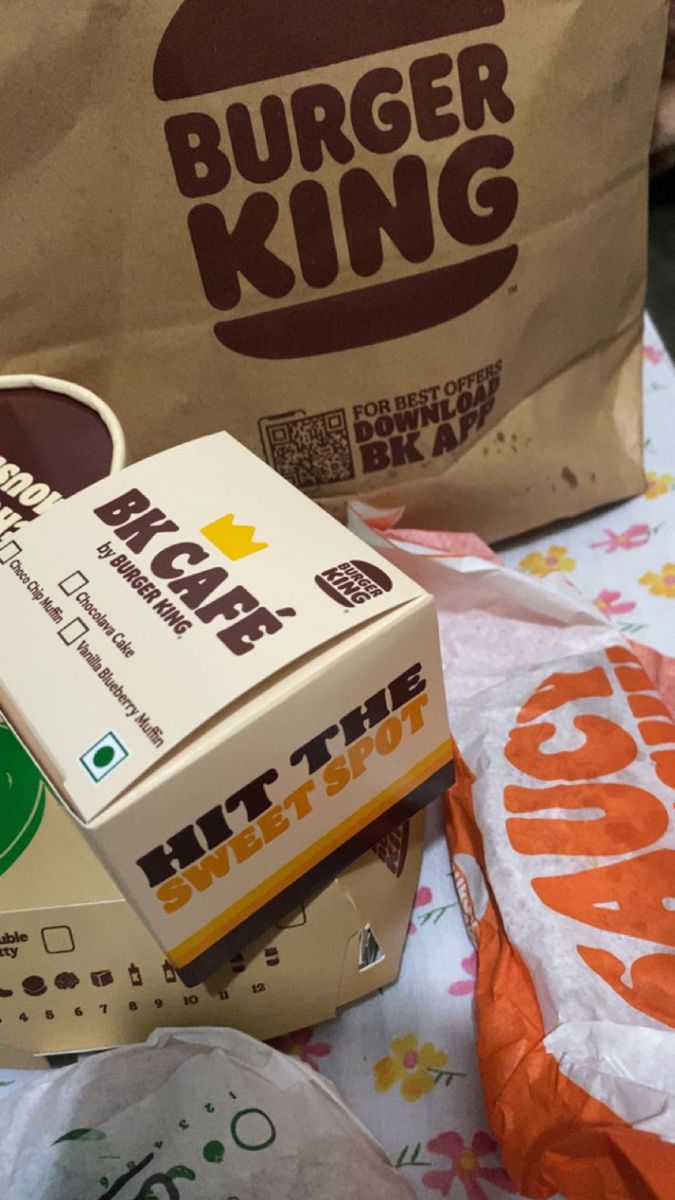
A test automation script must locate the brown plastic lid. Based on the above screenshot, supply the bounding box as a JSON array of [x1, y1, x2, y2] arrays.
[[0, 374, 125, 531]]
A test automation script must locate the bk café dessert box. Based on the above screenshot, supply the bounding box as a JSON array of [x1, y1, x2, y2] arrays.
[[0, 717, 425, 1057], [0, 409, 452, 1050]]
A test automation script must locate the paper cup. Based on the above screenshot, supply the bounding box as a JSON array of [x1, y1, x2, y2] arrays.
[[0, 375, 124, 868], [0, 374, 125, 539]]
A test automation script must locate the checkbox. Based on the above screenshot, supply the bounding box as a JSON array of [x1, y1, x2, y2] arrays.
[[0, 539, 21, 564], [59, 570, 89, 596], [59, 618, 88, 646], [80, 730, 129, 782]]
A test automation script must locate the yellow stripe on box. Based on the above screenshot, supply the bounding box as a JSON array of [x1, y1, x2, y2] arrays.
[[169, 738, 453, 968]]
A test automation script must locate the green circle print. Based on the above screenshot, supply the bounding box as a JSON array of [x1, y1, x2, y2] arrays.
[[93, 745, 115, 769], [0, 718, 46, 875]]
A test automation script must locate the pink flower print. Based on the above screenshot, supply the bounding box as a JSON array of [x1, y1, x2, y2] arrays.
[[423, 1131, 517, 1199], [269, 1026, 331, 1072], [644, 344, 664, 365], [449, 952, 477, 997], [591, 524, 651, 553], [593, 589, 637, 617], [409, 885, 433, 934]]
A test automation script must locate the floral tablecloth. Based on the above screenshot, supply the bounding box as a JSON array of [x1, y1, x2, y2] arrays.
[[276, 313, 675, 1200], [2, 321, 673, 1200]]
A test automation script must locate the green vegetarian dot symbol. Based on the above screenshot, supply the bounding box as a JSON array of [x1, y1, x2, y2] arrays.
[[93, 745, 115, 769], [203, 1141, 225, 1164]]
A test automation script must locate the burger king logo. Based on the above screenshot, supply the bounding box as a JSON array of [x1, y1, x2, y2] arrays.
[[154, 0, 517, 360], [315, 558, 393, 608]]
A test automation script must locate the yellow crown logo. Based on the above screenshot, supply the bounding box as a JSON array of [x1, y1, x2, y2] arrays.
[[200, 514, 268, 561]]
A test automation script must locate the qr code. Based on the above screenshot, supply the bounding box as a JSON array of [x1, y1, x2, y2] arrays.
[[259, 409, 355, 489]]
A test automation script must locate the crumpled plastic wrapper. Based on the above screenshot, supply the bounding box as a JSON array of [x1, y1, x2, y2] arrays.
[[2, 1026, 415, 1199], [349, 502, 675, 1200]]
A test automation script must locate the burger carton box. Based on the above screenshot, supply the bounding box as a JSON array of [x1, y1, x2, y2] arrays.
[[0, 717, 424, 1057], [0, 432, 452, 985]]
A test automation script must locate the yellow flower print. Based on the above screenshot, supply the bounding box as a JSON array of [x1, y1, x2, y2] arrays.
[[519, 544, 576, 577], [640, 564, 675, 599], [645, 471, 675, 501], [373, 1033, 447, 1102]]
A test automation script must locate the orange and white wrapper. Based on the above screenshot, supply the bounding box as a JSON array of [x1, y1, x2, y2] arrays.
[[348, 501, 675, 1200]]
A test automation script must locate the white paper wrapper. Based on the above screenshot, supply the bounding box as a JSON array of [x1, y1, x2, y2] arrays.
[[348, 503, 675, 1199], [2, 1027, 414, 1199]]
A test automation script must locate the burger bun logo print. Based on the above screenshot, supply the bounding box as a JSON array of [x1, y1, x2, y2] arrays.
[[315, 559, 392, 609], [154, 0, 518, 359]]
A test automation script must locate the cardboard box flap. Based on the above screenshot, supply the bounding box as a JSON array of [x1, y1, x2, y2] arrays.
[[0, 434, 423, 821]]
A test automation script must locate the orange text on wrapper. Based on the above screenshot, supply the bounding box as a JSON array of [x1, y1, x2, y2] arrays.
[[503, 650, 675, 1030]]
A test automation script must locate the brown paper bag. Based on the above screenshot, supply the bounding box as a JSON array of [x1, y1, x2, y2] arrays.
[[0, 1, 667, 539]]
